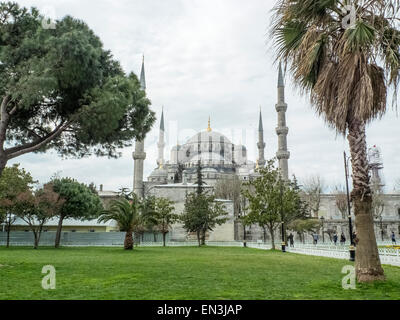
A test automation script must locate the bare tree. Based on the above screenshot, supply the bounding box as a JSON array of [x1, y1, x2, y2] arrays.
[[371, 181, 385, 241], [333, 185, 348, 220], [302, 175, 326, 218], [215, 175, 242, 216]]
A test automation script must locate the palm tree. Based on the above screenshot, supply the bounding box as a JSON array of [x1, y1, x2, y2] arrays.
[[98, 196, 143, 250], [271, 0, 400, 282]]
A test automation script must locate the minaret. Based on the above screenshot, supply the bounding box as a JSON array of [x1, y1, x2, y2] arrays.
[[133, 55, 147, 197], [257, 107, 266, 167], [157, 107, 165, 167], [275, 62, 290, 180]]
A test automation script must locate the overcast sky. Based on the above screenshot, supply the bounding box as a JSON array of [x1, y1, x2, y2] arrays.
[[11, 0, 400, 193]]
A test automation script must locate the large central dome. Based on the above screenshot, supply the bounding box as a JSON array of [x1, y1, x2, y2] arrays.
[[171, 129, 247, 168]]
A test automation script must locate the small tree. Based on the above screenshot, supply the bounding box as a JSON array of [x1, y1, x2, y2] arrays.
[[215, 175, 243, 217], [334, 186, 348, 220], [0, 164, 36, 247], [154, 197, 178, 247], [181, 191, 228, 246], [302, 175, 326, 218], [52, 178, 103, 248], [98, 196, 143, 250], [289, 219, 321, 244], [14, 183, 64, 249], [140, 196, 158, 242]]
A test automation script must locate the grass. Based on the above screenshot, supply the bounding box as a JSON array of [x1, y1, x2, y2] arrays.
[[1, 246, 400, 300]]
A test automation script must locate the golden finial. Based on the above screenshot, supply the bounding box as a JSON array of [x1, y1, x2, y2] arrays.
[[207, 116, 212, 132]]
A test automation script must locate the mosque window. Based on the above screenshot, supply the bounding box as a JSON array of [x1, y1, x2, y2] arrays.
[[398, 208, 400, 218]]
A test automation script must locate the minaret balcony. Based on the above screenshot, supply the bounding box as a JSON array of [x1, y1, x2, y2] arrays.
[[275, 127, 289, 135], [257, 142, 266, 149], [276, 150, 290, 160], [133, 151, 146, 160], [275, 102, 288, 112]]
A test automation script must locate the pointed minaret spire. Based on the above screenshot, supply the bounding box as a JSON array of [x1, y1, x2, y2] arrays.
[[160, 106, 165, 131], [258, 106, 264, 132], [157, 107, 165, 167], [133, 55, 147, 197], [257, 107, 266, 167], [275, 63, 290, 180], [140, 54, 146, 91]]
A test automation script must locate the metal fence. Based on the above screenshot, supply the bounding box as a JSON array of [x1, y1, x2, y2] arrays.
[[2, 232, 400, 267]]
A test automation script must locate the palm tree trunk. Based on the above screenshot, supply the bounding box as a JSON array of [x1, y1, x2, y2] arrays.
[[347, 119, 384, 282], [124, 230, 133, 250]]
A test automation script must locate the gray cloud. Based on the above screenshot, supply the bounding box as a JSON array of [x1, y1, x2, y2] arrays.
[[11, 0, 400, 192]]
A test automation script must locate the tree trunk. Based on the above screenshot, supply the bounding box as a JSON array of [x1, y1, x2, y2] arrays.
[[0, 151, 8, 178], [124, 230, 133, 250], [33, 230, 40, 249], [6, 221, 10, 248], [55, 215, 65, 248], [197, 230, 201, 247], [154, 232, 157, 243], [263, 227, 267, 243], [348, 120, 384, 282], [201, 229, 206, 246], [269, 227, 275, 250], [163, 232, 166, 247]]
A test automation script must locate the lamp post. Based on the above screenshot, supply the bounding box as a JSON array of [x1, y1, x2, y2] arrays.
[[320, 216, 325, 243], [280, 181, 286, 252], [344, 151, 356, 262]]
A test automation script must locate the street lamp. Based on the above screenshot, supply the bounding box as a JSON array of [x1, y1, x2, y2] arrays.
[[344, 151, 356, 262], [320, 216, 325, 243], [280, 182, 286, 253]]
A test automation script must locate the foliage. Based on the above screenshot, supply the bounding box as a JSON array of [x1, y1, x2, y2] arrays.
[[242, 159, 306, 249], [289, 219, 321, 243], [0, 164, 36, 246], [153, 197, 178, 246], [181, 191, 228, 246], [12, 183, 65, 249], [51, 177, 103, 247], [52, 178, 103, 220], [0, 2, 155, 175], [98, 196, 144, 250]]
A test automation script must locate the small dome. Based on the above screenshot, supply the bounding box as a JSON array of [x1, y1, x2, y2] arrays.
[[149, 168, 168, 177]]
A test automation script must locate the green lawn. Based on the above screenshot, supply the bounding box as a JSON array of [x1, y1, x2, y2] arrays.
[[1, 246, 400, 300]]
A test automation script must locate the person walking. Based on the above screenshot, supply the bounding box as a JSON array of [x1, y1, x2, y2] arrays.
[[340, 233, 346, 246], [312, 233, 319, 245], [333, 233, 338, 246], [288, 233, 294, 248], [391, 232, 396, 245]]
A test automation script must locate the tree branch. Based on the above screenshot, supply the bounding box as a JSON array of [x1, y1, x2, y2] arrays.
[[6, 121, 71, 160]]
